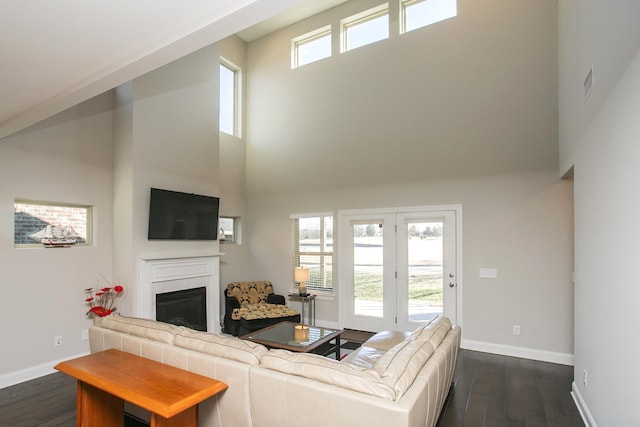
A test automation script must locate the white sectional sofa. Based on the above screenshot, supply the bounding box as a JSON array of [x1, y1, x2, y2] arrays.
[[89, 314, 460, 427]]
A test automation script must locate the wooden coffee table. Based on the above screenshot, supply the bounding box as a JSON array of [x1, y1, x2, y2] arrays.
[[55, 349, 227, 427], [241, 321, 344, 360]]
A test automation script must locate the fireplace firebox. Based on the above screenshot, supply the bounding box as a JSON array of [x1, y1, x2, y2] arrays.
[[156, 287, 207, 331]]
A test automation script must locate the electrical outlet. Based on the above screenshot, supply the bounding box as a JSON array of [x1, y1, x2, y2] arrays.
[[81, 329, 89, 341], [583, 369, 588, 388], [512, 325, 521, 335], [54, 336, 63, 347]]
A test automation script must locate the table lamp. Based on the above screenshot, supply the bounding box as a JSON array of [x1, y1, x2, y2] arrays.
[[295, 267, 310, 296]]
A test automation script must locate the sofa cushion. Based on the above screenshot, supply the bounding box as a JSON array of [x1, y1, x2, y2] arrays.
[[97, 315, 183, 344], [260, 350, 396, 400], [174, 329, 268, 365], [415, 316, 452, 348], [405, 315, 440, 339], [341, 345, 387, 369], [226, 281, 274, 306], [364, 330, 411, 351], [232, 302, 299, 321], [372, 337, 435, 399]]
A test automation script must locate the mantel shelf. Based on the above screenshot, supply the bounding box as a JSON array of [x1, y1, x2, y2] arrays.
[[139, 252, 224, 261]]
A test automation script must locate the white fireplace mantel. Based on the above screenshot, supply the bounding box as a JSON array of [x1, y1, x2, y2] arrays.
[[137, 255, 221, 334]]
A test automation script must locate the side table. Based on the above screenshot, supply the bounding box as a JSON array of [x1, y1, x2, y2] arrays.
[[288, 293, 316, 325], [55, 349, 227, 427]]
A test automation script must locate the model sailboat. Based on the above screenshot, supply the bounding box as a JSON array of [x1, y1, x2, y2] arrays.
[[29, 225, 78, 247]]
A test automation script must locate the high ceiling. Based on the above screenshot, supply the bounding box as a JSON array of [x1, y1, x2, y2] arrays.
[[0, 0, 347, 140]]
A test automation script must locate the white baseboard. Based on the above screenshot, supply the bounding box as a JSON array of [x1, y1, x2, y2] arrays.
[[0, 352, 88, 389], [571, 381, 597, 427], [315, 320, 340, 330], [462, 339, 574, 366]]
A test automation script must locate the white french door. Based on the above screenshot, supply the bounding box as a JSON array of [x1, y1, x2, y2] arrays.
[[340, 213, 397, 331], [339, 206, 460, 332]]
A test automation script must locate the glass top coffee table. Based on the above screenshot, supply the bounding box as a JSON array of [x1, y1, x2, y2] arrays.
[[241, 321, 344, 360]]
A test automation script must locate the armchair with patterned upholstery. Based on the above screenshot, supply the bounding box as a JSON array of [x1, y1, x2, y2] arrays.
[[223, 281, 300, 336]]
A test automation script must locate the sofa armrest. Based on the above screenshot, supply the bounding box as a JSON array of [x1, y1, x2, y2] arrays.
[[266, 293, 285, 305], [225, 294, 241, 310]]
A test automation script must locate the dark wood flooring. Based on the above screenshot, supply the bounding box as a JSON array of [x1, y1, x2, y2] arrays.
[[437, 350, 584, 427], [0, 349, 583, 427], [0, 372, 76, 427]]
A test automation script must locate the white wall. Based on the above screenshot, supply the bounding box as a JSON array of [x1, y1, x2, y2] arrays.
[[572, 50, 640, 427], [559, 1, 640, 424], [217, 35, 253, 287], [247, 0, 558, 194], [0, 93, 114, 383], [112, 45, 222, 317], [558, 0, 640, 175], [248, 172, 574, 361], [245, 0, 574, 362], [0, 42, 224, 386]]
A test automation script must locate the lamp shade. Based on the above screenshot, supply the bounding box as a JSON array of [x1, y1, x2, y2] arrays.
[[294, 267, 310, 283]]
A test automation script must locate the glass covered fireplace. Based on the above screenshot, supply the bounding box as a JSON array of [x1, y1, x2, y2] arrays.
[[156, 286, 207, 331], [138, 256, 221, 334]]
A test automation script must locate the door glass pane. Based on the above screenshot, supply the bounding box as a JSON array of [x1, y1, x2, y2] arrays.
[[353, 223, 384, 318], [407, 221, 443, 321]]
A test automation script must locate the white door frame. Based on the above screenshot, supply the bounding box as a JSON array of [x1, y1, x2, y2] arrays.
[[338, 204, 463, 331]]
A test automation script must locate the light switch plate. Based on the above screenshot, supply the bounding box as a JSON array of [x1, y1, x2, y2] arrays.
[[479, 268, 498, 278]]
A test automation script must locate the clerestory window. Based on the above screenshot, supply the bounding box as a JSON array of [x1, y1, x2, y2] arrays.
[[341, 4, 389, 52], [400, 0, 457, 34], [292, 26, 332, 69]]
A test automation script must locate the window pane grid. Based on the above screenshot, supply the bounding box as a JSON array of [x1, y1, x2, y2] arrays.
[[293, 215, 333, 292]]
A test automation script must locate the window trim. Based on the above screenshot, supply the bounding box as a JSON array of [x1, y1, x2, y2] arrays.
[[291, 25, 332, 69], [399, 0, 458, 34], [340, 3, 390, 53], [218, 216, 240, 244], [14, 199, 93, 248], [291, 213, 334, 295], [219, 58, 241, 137]]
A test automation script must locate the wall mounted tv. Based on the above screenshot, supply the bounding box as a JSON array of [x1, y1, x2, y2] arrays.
[[148, 188, 220, 240]]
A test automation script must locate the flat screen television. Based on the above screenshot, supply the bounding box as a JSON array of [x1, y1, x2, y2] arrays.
[[148, 188, 220, 240]]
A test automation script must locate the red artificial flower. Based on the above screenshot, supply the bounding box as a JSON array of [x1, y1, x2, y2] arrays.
[[88, 306, 114, 317], [84, 279, 125, 318]]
